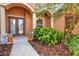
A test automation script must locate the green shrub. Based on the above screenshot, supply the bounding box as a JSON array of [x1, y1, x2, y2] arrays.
[[33, 27, 64, 46], [64, 35, 79, 56]]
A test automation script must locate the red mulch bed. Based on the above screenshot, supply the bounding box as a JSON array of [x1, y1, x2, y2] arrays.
[[29, 40, 70, 56], [0, 44, 12, 56]]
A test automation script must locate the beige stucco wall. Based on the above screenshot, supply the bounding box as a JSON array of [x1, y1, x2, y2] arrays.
[[33, 12, 37, 29], [51, 16, 54, 28], [0, 6, 6, 37]]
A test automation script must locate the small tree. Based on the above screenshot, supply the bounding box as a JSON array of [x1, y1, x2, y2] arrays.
[[56, 3, 79, 41]]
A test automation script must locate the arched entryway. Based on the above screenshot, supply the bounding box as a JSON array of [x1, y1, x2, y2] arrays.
[[5, 3, 33, 36]]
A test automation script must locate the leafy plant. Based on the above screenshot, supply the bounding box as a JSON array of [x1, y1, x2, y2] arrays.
[[64, 35, 79, 56], [33, 27, 64, 46]]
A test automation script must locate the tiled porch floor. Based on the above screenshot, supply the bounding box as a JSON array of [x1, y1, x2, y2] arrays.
[[10, 36, 39, 56]]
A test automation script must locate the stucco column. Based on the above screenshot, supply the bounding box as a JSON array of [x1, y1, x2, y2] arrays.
[[32, 12, 37, 29], [51, 16, 54, 28], [0, 6, 6, 37]]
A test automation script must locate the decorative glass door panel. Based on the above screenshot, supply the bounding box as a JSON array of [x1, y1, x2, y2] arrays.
[[10, 18, 16, 34], [18, 18, 24, 34], [9, 17, 24, 35]]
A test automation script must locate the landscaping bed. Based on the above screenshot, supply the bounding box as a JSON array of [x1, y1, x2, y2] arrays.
[[31, 27, 79, 56], [0, 44, 12, 56], [29, 40, 70, 56]]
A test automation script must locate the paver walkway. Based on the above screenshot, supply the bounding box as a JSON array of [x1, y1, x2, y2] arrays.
[[10, 36, 39, 56]]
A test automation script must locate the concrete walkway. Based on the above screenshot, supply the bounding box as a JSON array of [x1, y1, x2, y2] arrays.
[[10, 36, 39, 56]]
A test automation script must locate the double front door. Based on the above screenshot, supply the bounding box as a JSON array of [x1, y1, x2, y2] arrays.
[[9, 17, 24, 35]]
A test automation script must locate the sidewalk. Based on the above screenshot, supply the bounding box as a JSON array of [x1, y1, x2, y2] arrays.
[[10, 36, 39, 56]]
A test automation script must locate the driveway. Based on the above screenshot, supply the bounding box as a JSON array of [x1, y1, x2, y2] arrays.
[[10, 36, 39, 56]]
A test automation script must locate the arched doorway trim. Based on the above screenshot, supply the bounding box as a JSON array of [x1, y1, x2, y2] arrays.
[[5, 3, 33, 14]]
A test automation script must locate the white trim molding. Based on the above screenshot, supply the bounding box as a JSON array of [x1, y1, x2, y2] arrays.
[[7, 15, 25, 18]]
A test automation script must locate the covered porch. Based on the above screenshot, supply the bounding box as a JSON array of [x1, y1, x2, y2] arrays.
[[0, 3, 53, 43]]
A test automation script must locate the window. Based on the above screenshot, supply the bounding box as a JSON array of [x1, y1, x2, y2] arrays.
[[36, 19, 43, 27]]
